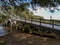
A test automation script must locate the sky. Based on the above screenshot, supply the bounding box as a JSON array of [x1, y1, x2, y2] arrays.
[[26, 0, 60, 20], [29, 6, 60, 20]]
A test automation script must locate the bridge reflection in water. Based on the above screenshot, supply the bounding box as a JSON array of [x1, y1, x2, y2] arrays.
[[3, 18, 60, 39]]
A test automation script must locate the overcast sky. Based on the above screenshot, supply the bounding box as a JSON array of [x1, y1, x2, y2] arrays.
[[29, 6, 60, 20]]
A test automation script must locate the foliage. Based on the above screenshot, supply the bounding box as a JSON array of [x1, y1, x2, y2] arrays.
[[0, 0, 44, 21], [0, 0, 60, 7], [31, 0, 57, 7], [16, 9, 44, 20], [0, 15, 10, 23]]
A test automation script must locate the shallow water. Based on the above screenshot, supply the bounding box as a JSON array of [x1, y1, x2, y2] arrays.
[[0, 25, 7, 36]]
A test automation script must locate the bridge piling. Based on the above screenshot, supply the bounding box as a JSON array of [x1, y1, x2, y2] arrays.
[[11, 23, 13, 33]]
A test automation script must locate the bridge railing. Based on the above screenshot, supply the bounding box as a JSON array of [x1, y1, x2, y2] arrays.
[[4, 17, 60, 30], [23, 17, 60, 27]]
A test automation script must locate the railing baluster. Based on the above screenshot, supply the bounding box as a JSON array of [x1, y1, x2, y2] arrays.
[[40, 18, 41, 26], [52, 20, 54, 29], [31, 18, 32, 24], [25, 17, 26, 23]]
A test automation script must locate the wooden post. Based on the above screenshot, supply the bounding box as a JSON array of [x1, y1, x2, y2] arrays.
[[5, 22, 7, 29], [40, 18, 41, 26], [50, 16, 52, 20], [52, 20, 54, 29], [40, 18, 42, 36], [31, 18, 32, 24], [25, 17, 26, 23], [11, 23, 13, 33]]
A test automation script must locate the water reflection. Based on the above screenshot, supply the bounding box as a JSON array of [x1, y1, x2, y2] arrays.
[[0, 25, 7, 36]]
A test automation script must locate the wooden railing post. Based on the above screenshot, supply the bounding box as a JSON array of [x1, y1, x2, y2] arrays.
[[31, 18, 32, 24], [40, 18, 41, 26], [25, 17, 26, 23], [52, 20, 54, 29]]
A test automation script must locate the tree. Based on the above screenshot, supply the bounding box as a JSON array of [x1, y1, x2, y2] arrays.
[[0, 0, 60, 8], [1, 0, 60, 6], [0, 0, 60, 19], [0, 0, 60, 14]]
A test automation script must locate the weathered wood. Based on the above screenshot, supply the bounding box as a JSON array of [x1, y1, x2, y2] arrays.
[[4, 17, 60, 39]]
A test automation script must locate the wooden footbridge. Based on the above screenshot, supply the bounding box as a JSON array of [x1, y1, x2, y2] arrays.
[[3, 17, 60, 39]]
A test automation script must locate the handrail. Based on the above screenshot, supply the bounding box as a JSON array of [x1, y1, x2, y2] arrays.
[[24, 18, 60, 25], [22, 18, 60, 30], [4, 17, 60, 30]]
